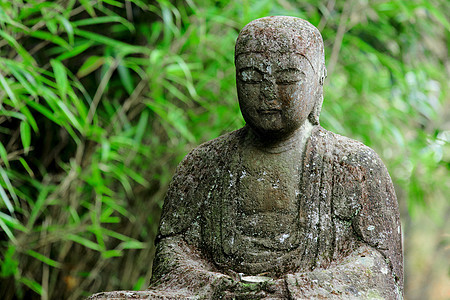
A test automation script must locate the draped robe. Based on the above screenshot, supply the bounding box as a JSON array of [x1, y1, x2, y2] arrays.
[[147, 125, 403, 299]]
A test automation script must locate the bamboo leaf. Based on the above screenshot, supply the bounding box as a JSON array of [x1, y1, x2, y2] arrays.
[[30, 30, 71, 50], [20, 121, 31, 155], [98, 226, 132, 241], [76, 56, 105, 78], [73, 15, 134, 33], [25, 99, 61, 125], [79, 0, 96, 17], [123, 165, 148, 187], [0, 110, 25, 121], [101, 141, 110, 162], [117, 62, 134, 95], [110, 165, 132, 195], [0, 30, 35, 65], [120, 240, 146, 250], [50, 59, 69, 100], [0, 72, 19, 107], [134, 109, 148, 144], [19, 106, 38, 133], [20, 277, 43, 296], [0, 7, 30, 32], [56, 15, 74, 45], [56, 101, 83, 132], [67, 234, 103, 252], [6, 64, 38, 97], [74, 28, 149, 55], [26, 250, 61, 268], [0, 218, 16, 243], [27, 186, 49, 228], [100, 196, 132, 218], [0, 212, 27, 232], [0, 142, 9, 168], [101, 250, 122, 258], [0, 168, 18, 207], [46, 19, 58, 35], [0, 245, 18, 277], [19, 157, 34, 177], [100, 0, 124, 8], [0, 184, 14, 214], [56, 41, 94, 61]]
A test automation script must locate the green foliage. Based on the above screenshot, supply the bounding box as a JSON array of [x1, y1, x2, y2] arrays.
[[0, 0, 448, 299]]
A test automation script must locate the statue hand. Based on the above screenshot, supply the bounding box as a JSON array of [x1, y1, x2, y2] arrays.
[[213, 276, 286, 298]]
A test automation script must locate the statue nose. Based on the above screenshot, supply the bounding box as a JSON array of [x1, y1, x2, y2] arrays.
[[261, 79, 278, 104]]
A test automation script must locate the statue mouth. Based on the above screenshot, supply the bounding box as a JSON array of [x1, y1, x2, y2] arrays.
[[258, 109, 281, 114]]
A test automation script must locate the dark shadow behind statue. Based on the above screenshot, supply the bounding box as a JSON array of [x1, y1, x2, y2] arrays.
[[88, 16, 403, 299]]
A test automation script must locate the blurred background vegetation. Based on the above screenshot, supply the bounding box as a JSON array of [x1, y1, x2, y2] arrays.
[[0, 0, 448, 299]]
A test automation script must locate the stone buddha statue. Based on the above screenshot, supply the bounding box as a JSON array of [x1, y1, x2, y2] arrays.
[[89, 16, 403, 299]]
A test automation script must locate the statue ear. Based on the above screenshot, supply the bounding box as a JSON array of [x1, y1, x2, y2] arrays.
[[319, 66, 327, 86], [308, 66, 326, 125], [308, 92, 323, 125]]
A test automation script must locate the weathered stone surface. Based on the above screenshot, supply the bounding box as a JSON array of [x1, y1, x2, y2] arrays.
[[88, 16, 403, 299]]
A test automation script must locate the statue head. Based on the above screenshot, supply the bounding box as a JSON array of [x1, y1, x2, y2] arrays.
[[235, 16, 326, 140]]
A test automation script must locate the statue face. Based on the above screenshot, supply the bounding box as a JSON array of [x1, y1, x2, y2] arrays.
[[236, 52, 318, 139]]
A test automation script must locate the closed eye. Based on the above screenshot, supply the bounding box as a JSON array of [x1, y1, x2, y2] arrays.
[[238, 67, 263, 84], [275, 68, 304, 85]]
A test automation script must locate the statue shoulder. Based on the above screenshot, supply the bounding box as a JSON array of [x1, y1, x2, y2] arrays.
[[180, 127, 246, 167], [315, 127, 386, 171], [313, 127, 397, 218], [309, 126, 397, 220], [158, 128, 245, 237]]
